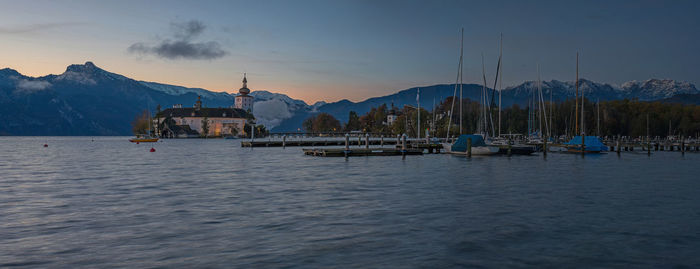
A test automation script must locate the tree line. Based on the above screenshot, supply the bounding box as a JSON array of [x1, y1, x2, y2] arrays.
[[302, 98, 700, 138]]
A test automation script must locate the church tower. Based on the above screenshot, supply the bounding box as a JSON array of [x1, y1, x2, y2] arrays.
[[234, 73, 254, 112]]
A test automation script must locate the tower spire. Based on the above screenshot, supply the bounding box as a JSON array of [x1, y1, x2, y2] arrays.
[[238, 73, 250, 95]]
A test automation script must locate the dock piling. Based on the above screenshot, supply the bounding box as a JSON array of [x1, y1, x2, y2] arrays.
[[682, 139, 685, 155], [365, 133, 369, 149], [467, 138, 472, 158], [647, 139, 651, 156], [543, 136, 548, 157], [507, 140, 512, 157], [401, 134, 407, 157], [344, 133, 350, 158]]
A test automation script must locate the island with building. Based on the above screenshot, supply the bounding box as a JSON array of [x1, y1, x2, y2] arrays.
[[152, 74, 266, 138]]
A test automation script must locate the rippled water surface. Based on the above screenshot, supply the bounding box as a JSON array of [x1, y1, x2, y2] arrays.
[[1, 137, 700, 268]]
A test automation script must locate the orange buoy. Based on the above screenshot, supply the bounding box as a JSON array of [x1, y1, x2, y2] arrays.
[[150, 148, 156, 152]]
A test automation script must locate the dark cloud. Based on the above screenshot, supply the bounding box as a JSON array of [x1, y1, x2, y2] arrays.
[[128, 40, 226, 60], [128, 20, 227, 60]]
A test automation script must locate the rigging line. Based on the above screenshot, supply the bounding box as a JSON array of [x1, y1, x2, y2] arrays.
[[446, 28, 463, 140]]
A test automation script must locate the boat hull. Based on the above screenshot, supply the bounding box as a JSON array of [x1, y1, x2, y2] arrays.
[[447, 146, 500, 156], [129, 138, 159, 143], [496, 145, 537, 155]]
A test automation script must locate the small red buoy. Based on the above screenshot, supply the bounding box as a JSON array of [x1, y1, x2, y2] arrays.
[[43, 144, 48, 147], [136, 142, 140, 145], [150, 148, 156, 152]]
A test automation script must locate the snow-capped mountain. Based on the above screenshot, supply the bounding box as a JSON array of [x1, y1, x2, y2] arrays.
[[139, 81, 234, 101], [621, 79, 698, 100], [503, 79, 622, 107], [0, 61, 697, 135], [502, 78, 700, 106], [0, 62, 312, 134]]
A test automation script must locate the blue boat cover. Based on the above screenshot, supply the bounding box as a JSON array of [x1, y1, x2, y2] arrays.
[[565, 136, 609, 151], [451, 134, 487, 152]]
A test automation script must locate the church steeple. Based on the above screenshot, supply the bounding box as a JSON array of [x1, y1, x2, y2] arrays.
[[234, 73, 254, 112], [239, 73, 250, 95]]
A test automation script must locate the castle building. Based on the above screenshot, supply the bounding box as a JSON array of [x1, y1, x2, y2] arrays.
[[235, 73, 254, 112], [156, 95, 249, 138]]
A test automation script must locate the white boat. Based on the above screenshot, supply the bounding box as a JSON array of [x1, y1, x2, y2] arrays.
[[443, 134, 500, 155], [447, 146, 500, 156]]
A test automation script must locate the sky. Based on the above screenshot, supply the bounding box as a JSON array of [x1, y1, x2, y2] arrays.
[[1, 0, 699, 103]]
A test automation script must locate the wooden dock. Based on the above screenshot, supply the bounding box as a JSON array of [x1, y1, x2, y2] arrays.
[[242, 139, 402, 148], [303, 148, 423, 157], [543, 141, 700, 154], [606, 142, 700, 152], [396, 143, 443, 153]]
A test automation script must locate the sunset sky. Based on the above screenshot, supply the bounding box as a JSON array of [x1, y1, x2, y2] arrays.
[[1, 0, 699, 103]]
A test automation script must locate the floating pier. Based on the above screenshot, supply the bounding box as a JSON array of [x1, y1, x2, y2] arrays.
[[303, 148, 423, 157], [241, 139, 398, 148], [397, 143, 443, 153]]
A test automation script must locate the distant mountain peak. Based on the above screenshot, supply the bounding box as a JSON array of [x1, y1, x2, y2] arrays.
[[65, 61, 102, 73], [58, 61, 132, 85], [621, 78, 698, 100], [0, 68, 21, 77]]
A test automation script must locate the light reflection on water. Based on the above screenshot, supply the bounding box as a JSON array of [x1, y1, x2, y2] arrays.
[[1, 136, 699, 268]]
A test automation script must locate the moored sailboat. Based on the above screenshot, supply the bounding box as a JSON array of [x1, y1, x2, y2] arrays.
[[129, 134, 159, 143], [565, 53, 607, 153], [447, 134, 500, 155], [130, 106, 159, 143]]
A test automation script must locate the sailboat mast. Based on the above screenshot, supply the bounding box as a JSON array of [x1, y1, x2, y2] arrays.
[[527, 94, 531, 136], [575, 52, 579, 135], [528, 87, 533, 136], [646, 113, 649, 140], [481, 53, 488, 137], [581, 79, 585, 136], [498, 34, 503, 137], [432, 97, 436, 136], [537, 64, 544, 138], [549, 80, 553, 137], [459, 28, 464, 134], [445, 28, 463, 140], [147, 102, 152, 136], [596, 99, 600, 137], [417, 88, 420, 139]]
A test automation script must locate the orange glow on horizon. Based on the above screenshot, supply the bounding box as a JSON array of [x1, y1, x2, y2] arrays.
[[1, 61, 394, 104]]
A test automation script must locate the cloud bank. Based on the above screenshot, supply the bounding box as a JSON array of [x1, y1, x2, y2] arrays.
[[253, 98, 294, 128], [128, 20, 227, 60], [16, 79, 51, 92]]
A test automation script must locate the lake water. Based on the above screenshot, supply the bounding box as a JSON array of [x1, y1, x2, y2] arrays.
[[1, 137, 699, 268]]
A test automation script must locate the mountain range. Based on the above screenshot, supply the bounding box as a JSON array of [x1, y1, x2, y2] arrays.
[[1, 62, 698, 135]]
